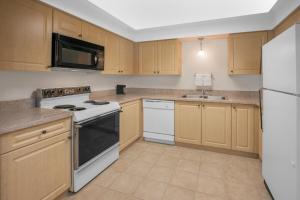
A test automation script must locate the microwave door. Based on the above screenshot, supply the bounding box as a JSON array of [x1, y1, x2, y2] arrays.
[[58, 41, 100, 70]]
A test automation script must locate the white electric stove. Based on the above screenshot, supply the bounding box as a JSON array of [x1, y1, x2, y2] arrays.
[[36, 86, 120, 192]]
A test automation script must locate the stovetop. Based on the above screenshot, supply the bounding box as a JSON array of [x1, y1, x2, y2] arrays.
[[37, 86, 120, 122]]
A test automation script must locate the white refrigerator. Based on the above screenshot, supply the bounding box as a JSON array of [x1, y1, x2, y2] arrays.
[[262, 24, 300, 200]]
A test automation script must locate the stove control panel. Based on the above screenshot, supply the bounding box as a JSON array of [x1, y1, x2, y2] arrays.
[[37, 86, 91, 98]]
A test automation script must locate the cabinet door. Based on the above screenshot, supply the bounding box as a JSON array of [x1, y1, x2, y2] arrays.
[[157, 40, 181, 75], [103, 33, 120, 74], [0, 0, 52, 71], [228, 32, 268, 75], [119, 38, 134, 74], [53, 10, 82, 39], [82, 22, 106, 46], [0, 133, 71, 200], [232, 105, 254, 152], [120, 101, 141, 151], [139, 41, 157, 74], [202, 103, 232, 149], [175, 102, 202, 145]]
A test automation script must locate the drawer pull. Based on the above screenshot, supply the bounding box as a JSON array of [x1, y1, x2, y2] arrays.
[[41, 130, 47, 134]]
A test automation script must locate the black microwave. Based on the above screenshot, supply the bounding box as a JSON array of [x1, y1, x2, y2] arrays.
[[52, 33, 104, 71]]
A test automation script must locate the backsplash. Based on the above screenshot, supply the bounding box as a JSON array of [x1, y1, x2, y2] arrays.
[[0, 39, 261, 101]]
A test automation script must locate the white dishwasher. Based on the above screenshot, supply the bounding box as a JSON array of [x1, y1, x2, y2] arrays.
[[143, 99, 175, 144]]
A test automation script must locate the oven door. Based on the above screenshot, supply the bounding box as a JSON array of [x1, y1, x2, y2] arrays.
[[74, 111, 119, 170]]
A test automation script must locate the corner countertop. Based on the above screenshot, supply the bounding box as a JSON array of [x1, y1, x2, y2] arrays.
[[90, 90, 260, 106], [0, 108, 72, 136]]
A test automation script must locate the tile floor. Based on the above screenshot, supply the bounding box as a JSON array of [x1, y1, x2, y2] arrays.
[[62, 141, 272, 200]]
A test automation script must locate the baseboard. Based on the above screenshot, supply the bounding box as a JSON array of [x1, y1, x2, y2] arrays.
[[176, 142, 259, 159]]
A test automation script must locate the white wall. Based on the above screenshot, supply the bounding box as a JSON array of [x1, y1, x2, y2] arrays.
[[0, 39, 261, 101], [126, 39, 262, 91], [0, 71, 130, 101]]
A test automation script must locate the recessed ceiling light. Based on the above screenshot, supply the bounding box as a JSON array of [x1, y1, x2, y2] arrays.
[[88, 0, 278, 30]]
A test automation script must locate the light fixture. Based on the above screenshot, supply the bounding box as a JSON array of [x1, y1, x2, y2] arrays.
[[197, 38, 207, 57]]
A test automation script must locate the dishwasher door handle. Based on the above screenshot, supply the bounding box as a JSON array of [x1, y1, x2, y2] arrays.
[[144, 100, 164, 103]]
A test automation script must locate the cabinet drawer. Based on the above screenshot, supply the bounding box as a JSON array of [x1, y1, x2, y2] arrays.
[[0, 118, 71, 154]]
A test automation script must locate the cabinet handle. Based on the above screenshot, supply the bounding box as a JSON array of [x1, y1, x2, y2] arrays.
[[41, 130, 47, 134], [202, 104, 205, 108], [157, 71, 160, 74], [230, 70, 234, 73], [78, 34, 82, 37]]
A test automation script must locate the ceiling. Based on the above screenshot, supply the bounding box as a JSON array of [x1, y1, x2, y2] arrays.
[[88, 0, 278, 30], [41, 0, 300, 41]]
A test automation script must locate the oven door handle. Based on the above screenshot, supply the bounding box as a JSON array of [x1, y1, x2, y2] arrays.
[[73, 124, 81, 170], [74, 124, 82, 130]]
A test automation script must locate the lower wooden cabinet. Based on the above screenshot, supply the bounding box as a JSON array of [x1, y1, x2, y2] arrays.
[[0, 132, 71, 200], [232, 105, 255, 152], [175, 102, 202, 145], [120, 100, 141, 150], [175, 102, 258, 154], [202, 103, 232, 149]]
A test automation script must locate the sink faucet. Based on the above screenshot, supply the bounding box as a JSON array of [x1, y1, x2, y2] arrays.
[[201, 88, 206, 96]]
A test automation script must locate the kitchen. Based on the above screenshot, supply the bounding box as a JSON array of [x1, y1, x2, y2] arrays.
[[0, 0, 299, 200]]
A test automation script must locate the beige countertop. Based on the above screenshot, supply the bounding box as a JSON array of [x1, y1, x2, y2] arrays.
[[90, 90, 260, 106], [0, 108, 72, 136], [0, 88, 259, 136]]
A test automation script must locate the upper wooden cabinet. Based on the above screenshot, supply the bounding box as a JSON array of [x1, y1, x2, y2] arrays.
[[138, 40, 182, 75], [231, 105, 255, 153], [53, 10, 82, 39], [138, 41, 158, 74], [53, 10, 106, 46], [103, 33, 134, 74], [104, 33, 120, 74], [202, 103, 232, 149], [228, 31, 268, 75], [175, 102, 202, 145], [120, 100, 141, 150], [82, 22, 106, 46], [157, 40, 182, 75], [0, 0, 52, 71], [119, 38, 134, 74]]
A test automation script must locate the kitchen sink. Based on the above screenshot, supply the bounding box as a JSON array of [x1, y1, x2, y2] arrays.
[[182, 94, 226, 100]]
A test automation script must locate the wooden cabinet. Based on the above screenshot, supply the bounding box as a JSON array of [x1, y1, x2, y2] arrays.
[[232, 105, 255, 153], [0, 119, 71, 200], [0, 0, 52, 71], [175, 102, 202, 145], [53, 9, 82, 39], [120, 101, 141, 150], [103, 33, 134, 74], [157, 40, 181, 75], [138, 40, 182, 75], [202, 103, 232, 149], [54, 10, 106, 46], [138, 41, 158, 74], [119, 37, 134, 74], [228, 31, 268, 75], [104, 33, 120, 74], [0, 118, 71, 154], [82, 22, 106, 46]]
